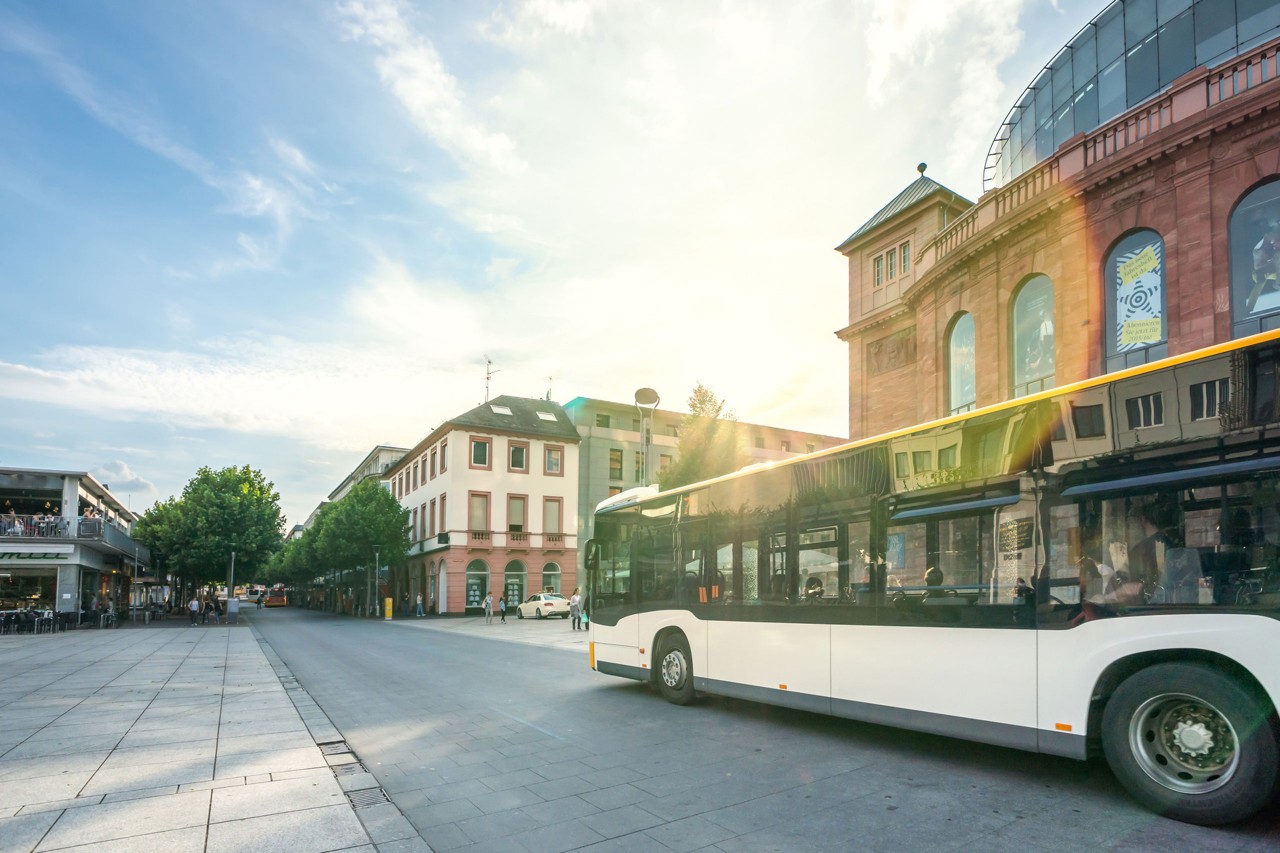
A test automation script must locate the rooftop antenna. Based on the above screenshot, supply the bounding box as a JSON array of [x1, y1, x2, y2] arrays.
[[546, 376, 554, 401], [484, 355, 500, 402]]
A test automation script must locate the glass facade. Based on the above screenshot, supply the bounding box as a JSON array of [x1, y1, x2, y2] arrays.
[[987, 0, 1280, 189]]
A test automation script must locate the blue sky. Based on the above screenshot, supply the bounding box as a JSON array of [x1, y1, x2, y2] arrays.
[[0, 0, 1099, 526]]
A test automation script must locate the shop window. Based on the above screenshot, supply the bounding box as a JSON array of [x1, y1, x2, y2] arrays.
[[948, 312, 977, 414], [1105, 230, 1168, 372], [1012, 274, 1055, 397], [1230, 180, 1280, 338]]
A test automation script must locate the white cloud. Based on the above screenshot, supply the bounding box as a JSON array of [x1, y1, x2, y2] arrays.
[[339, 0, 527, 176], [94, 461, 155, 496]]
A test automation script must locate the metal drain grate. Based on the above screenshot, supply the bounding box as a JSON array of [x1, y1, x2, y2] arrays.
[[346, 787, 391, 809], [332, 761, 367, 776], [318, 741, 350, 755]]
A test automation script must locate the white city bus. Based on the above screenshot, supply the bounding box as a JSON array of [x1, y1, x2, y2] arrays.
[[586, 329, 1280, 825]]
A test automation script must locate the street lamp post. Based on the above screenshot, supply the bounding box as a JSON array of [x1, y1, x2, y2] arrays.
[[634, 387, 660, 487]]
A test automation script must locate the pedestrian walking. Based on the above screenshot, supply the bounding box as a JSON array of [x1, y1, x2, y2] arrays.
[[212, 598, 222, 625], [188, 595, 199, 626], [202, 598, 213, 625], [499, 596, 507, 623], [416, 593, 424, 617], [483, 592, 493, 624], [569, 587, 583, 631]]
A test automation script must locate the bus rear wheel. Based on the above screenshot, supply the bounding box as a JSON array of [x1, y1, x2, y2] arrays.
[[1102, 663, 1279, 825], [656, 634, 695, 705]]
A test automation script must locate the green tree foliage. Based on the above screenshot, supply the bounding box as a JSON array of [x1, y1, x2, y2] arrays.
[[659, 383, 746, 491], [134, 465, 285, 585], [315, 478, 409, 573], [265, 479, 409, 589]]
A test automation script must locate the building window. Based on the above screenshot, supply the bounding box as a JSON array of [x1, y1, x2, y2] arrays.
[[411, 507, 419, 541], [1072, 404, 1107, 439], [659, 454, 672, 473], [1105, 229, 1168, 372], [608, 448, 623, 480], [1231, 180, 1280, 338], [507, 495, 526, 533], [895, 452, 909, 478], [781, 440, 791, 452], [874, 255, 884, 286], [595, 413, 611, 428], [912, 450, 933, 473], [509, 441, 529, 473], [632, 418, 641, 431], [439, 494, 446, 533], [948, 312, 977, 414], [806, 442, 815, 453], [542, 562, 561, 594], [667, 424, 680, 437], [939, 444, 958, 469], [1126, 392, 1165, 429], [900, 242, 910, 274], [468, 492, 489, 534], [440, 440, 448, 472], [470, 437, 491, 469], [543, 498, 562, 534], [429, 499, 436, 538], [430, 449, 437, 479], [412, 462, 419, 490], [545, 445, 564, 476], [753, 436, 764, 449], [1190, 378, 1229, 421], [1012, 274, 1055, 397], [608, 486, 623, 497], [887, 248, 897, 279], [634, 451, 643, 482]]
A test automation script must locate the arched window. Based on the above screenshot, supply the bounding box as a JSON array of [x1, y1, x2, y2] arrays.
[[1230, 180, 1280, 338], [1011, 275, 1055, 397], [503, 560, 527, 608], [1105, 229, 1168, 371], [542, 562, 562, 595], [947, 313, 977, 414], [464, 559, 488, 612]]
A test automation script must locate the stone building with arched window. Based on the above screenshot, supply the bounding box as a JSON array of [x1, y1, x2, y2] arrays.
[[836, 0, 1280, 441]]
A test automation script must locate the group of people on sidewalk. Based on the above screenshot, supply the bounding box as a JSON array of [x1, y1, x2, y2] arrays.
[[481, 592, 508, 623], [186, 595, 224, 626], [478, 587, 586, 629]]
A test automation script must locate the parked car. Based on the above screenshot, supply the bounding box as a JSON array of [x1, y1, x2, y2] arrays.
[[516, 592, 569, 619]]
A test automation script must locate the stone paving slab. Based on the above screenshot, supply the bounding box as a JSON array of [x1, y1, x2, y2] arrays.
[[0, 620, 400, 853]]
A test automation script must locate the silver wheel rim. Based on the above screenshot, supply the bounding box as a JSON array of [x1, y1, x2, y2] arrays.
[[661, 649, 687, 690], [1128, 692, 1239, 794]]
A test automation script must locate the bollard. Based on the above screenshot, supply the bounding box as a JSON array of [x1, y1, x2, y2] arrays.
[[384, 597, 393, 620]]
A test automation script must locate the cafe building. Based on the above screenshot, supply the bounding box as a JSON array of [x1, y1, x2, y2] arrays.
[[0, 467, 150, 616]]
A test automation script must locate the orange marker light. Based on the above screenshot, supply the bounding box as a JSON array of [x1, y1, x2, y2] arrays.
[[779, 684, 788, 690], [1055, 723, 1073, 732]]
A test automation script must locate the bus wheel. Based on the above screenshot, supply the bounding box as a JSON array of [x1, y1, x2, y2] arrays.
[[1102, 663, 1279, 825], [657, 634, 695, 706]]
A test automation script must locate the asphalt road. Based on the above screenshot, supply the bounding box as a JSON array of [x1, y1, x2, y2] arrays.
[[250, 607, 1280, 852]]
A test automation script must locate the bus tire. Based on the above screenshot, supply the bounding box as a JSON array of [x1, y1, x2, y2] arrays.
[[656, 634, 695, 706], [1101, 662, 1279, 825]]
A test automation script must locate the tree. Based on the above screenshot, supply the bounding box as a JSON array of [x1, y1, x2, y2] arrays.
[[135, 465, 285, 587], [659, 383, 746, 490], [309, 478, 410, 613]]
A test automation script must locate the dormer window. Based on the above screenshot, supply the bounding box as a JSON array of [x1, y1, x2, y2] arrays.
[[490, 405, 513, 415]]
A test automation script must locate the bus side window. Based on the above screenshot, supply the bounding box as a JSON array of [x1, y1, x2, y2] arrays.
[[636, 527, 678, 606]]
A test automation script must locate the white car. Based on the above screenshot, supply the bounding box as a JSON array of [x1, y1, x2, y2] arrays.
[[516, 592, 570, 619]]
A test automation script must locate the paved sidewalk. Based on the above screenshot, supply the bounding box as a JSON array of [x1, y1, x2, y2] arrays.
[[0, 617, 427, 853]]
